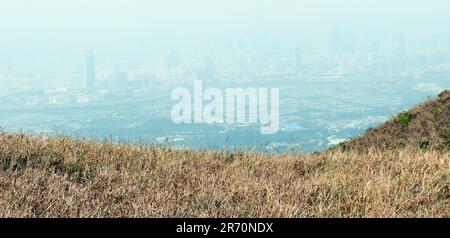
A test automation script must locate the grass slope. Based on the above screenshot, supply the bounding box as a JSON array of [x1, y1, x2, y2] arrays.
[[0, 91, 449, 218], [340, 90, 450, 151]]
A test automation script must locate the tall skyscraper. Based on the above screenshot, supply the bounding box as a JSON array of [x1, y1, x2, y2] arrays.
[[84, 50, 96, 90]]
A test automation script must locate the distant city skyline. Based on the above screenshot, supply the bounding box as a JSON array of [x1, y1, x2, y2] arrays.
[[0, 0, 449, 152]]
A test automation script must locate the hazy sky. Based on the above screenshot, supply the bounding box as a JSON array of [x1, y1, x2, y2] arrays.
[[2, 0, 449, 32], [1, 0, 449, 58]]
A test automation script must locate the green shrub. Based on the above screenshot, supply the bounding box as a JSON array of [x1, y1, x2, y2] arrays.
[[434, 108, 443, 119], [419, 140, 430, 150], [397, 112, 413, 128]]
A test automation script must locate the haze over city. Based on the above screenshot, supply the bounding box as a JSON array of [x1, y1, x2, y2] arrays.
[[1, 0, 450, 152]]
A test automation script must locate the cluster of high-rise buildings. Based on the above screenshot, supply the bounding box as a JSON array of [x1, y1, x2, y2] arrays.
[[1, 27, 450, 108]]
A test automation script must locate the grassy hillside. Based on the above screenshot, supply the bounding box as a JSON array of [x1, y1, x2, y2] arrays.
[[340, 90, 450, 151], [0, 92, 449, 218]]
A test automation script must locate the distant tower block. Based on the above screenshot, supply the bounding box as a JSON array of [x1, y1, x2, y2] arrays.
[[84, 50, 96, 90]]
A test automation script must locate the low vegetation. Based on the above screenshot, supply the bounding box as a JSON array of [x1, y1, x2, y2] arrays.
[[341, 90, 450, 151], [0, 91, 449, 218]]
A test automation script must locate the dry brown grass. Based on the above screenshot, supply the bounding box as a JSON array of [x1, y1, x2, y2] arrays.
[[1, 132, 450, 218], [342, 90, 450, 151], [1, 91, 449, 218]]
